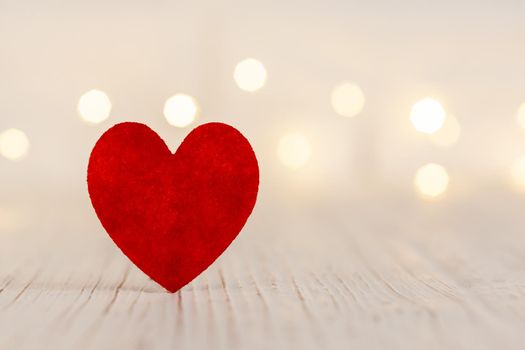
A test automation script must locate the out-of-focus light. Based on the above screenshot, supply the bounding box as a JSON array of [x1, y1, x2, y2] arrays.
[[414, 163, 449, 198], [234, 58, 267, 92], [410, 98, 446, 134], [0, 128, 30, 161], [429, 115, 461, 147], [331, 82, 365, 117], [78, 89, 112, 124], [277, 132, 311, 169], [517, 103, 525, 130], [0, 207, 23, 230], [163, 94, 199, 128], [510, 154, 525, 191]]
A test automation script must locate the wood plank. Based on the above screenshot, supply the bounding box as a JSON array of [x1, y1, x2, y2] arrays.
[[0, 194, 524, 349]]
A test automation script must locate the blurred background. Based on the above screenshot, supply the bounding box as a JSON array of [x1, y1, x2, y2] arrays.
[[1, 0, 525, 245]]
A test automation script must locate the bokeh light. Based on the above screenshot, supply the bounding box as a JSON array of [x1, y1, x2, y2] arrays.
[[517, 102, 525, 130], [163, 94, 199, 128], [0, 128, 30, 161], [510, 154, 525, 191], [0, 207, 23, 230], [78, 89, 112, 124], [331, 82, 365, 117], [233, 58, 267, 92], [277, 132, 312, 169], [429, 115, 461, 147], [410, 98, 446, 134], [414, 163, 449, 198]]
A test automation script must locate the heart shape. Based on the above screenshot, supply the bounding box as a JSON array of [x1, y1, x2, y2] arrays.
[[87, 122, 259, 292]]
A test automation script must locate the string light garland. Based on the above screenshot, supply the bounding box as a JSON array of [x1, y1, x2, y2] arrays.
[[0, 129, 30, 161], [234, 58, 267, 92], [277, 132, 312, 169], [66, 79, 525, 200], [331, 82, 365, 118], [414, 163, 449, 199], [410, 98, 446, 134], [78, 89, 112, 124], [163, 94, 199, 128]]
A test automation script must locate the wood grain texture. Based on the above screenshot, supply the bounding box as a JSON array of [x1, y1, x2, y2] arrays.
[[0, 191, 524, 350]]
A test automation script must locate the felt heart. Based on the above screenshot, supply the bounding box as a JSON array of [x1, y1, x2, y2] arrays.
[[87, 122, 259, 292]]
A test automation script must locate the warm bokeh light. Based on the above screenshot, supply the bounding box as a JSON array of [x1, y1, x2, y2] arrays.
[[277, 132, 311, 169], [517, 102, 525, 130], [331, 82, 365, 117], [0, 128, 30, 161], [410, 98, 446, 134], [78, 89, 112, 124], [0, 207, 23, 230], [429, 115, 461, 147], [414, 163, 449, 198], [233, 58, 267, 92], [510, 154, 525, 191], [163, 94, 199, 128]]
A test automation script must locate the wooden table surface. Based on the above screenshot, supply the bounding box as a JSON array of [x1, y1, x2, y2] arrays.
[[1, 190, 524, 350]]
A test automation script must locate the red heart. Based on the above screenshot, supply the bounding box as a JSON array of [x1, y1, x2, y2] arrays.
[[87, 122, 259, 292]]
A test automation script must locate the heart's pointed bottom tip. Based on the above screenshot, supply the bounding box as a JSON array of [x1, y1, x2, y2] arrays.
[[159, 280, 184, 293]]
